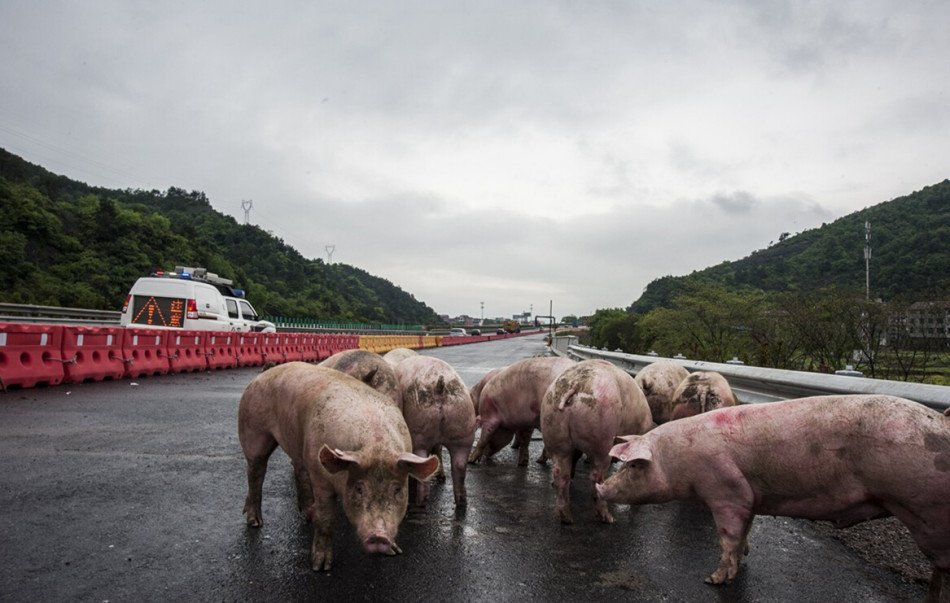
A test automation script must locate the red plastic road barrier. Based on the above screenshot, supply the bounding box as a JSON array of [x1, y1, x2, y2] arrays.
[[206, 332, 238, 370], [123, 328, 170, 379], [236, 333, 264, 367], [0, 323, 65, 390], [261, 333, 283, 365], [61, 326, 125, 384], [167, 331, 207, 373], [298, 333, 319, 362], [316, 335, 332, 360], [282, 333, 303, 362]]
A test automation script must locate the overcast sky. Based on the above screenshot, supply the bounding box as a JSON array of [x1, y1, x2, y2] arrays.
[[1, 1, 948, 319]]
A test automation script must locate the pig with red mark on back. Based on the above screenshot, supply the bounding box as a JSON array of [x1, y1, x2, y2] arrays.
[[395, 356, 476, 507], [238, 362, 439, 571], [669, 371, 737, 420], [635, 361, 689, 424], [468, 356, 575, 465], [540, 360, 653, 524], [320, 349, 401, 408], [596, 394, 950, 596]]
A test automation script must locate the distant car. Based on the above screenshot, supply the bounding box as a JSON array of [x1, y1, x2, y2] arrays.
[[448, 328, 467, 337], [470, 329, 481, 336], [496, 328, 506, 335]]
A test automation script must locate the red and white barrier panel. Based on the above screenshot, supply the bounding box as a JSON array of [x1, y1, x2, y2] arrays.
[[123, 328, 170, 379], [206, 333, 238, 370], [167, 331, 207, 374], [0, 323, 65, 390], [61, 326, 125, 384]]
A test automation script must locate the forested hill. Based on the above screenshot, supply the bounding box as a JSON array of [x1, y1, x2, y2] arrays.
[[630, 180, 950, 313], [0, 148, 442, 324]]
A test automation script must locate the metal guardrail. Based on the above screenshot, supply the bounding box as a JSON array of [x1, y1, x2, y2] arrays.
[[0, 303, 122, 326], [560, 340, 950, 412]]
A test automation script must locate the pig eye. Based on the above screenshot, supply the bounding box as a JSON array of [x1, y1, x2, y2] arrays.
[[353, 482, 366, 496], [393, 485, 402, 496]]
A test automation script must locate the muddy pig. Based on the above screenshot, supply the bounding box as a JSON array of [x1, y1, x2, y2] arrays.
[[540, 360, 653, 524], [669, 371, 737, 420], [320, 349, 400, 408], [395, 356, 476, 507], [383, 347, 418, 367], [469, 356, 574, 465], [238, 362, 439, 571], [635, 360, 689, 424], [596, 394, 950, 596]]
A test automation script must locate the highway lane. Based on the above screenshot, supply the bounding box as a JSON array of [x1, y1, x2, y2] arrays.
[[0, 334, 929, 601]]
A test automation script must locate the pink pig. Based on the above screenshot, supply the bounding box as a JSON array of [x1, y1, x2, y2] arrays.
[[634, 360, 689, 424], [468, 356, 575, 465], [238, 362, 439, 571], [395, 356, 476, 507], [669, 371, 737, 421], [597, 394, 950, 597], [319, 349, 401, 408], [540, 360, 653, 524]]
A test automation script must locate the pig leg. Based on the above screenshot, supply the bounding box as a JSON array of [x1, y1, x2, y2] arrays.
[[551, 452, 574, 524], [308, 480, 336, 572], [414, 446, 433, 507], [469, 419, 501, 463], [292, 462, 313, 515], [516, 428, 534, 466], [929, 567, 949, 603], [537, 446, 549, 464], [706, 503, 755, 585], [241, 433, 277, 528], [447, 443, 470, 507], [589, 455, 614, 524], [431, 445, 447, 482]]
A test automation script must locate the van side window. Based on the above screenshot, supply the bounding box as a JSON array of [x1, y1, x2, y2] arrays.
[[239, 300, 257, 321], [226, 299, 239, 319]]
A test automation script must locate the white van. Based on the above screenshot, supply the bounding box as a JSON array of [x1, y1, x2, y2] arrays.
[[121, 272, 231, 331]]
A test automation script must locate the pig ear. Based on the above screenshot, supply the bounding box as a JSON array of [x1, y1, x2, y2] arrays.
[[397, 453, 441, 482], [612, 434, 637, 446], [319, 445, 363, 474], [609, 438, 653, 464], [362, 368, 379, 387]]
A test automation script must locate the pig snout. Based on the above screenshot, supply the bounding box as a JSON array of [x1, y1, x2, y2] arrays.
[[362, 533, 397, 555], [358, 518, 401, 555], [594, 479, 617, 503]]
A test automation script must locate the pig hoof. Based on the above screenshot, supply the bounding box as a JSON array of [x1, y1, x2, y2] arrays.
[[311, 552, 333, 572], [598, 512, 615, 524], [558, 512, 574, 525], [388, 542, 403, 556], [705, 567, 735, 585]]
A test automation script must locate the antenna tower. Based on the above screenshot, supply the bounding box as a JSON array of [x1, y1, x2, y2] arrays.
[[241, 200, 253, 225], [864, 220, 871, 300], [325, 245, 336, 264]]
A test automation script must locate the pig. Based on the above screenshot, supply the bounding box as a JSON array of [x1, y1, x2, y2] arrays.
[[383, 347, 418, 367], [468, 356, 575, 466], [634, 360, 689, 424], [596, 395, 950, 596], [238, 362, 439, 571], [470, 367, 503, 417], [540, 360, 653, 524], [395, 356, 476, 507], [669, 371, 737, 421], [319, 349, 400, 408]]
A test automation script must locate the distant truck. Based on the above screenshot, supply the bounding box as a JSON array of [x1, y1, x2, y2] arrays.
[[502, 319, 521, 334], [120, 266, 276, 332]]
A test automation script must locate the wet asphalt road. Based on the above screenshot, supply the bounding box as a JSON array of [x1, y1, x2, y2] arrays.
[[0, 334, 929, 602]]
